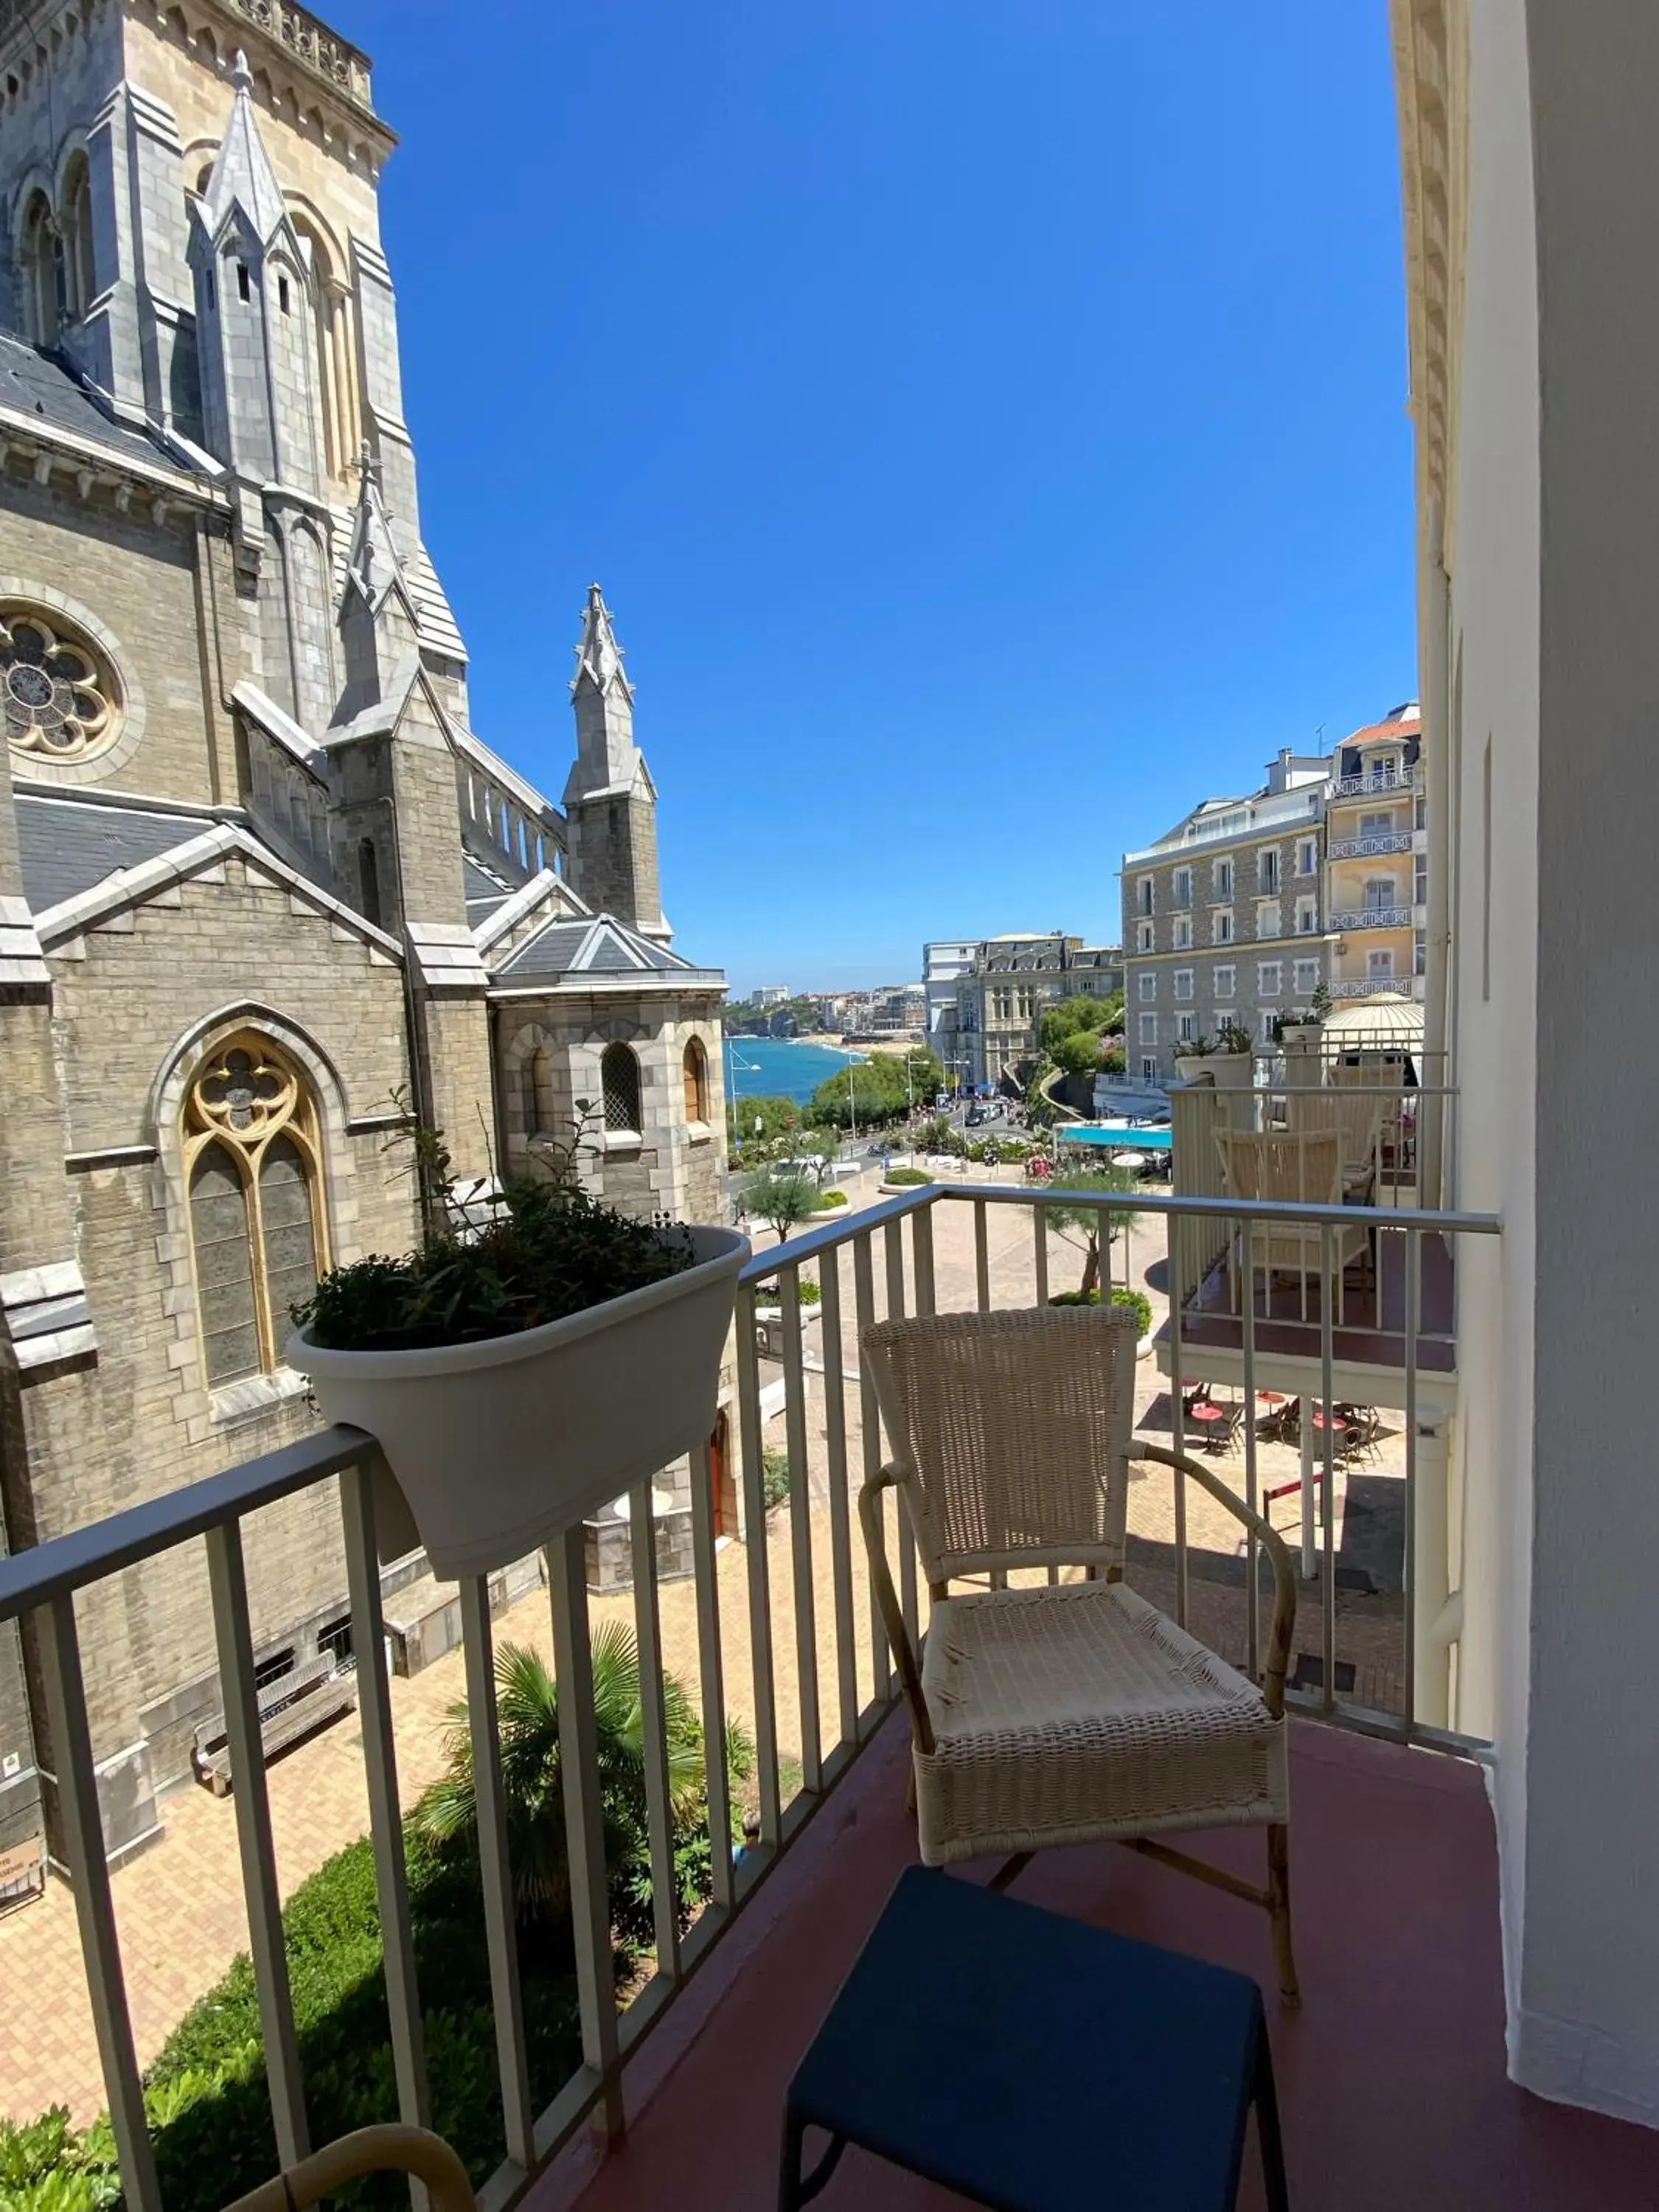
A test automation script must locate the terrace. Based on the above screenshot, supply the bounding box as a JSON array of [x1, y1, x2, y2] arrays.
[[11, 1173, 1646, 2212]]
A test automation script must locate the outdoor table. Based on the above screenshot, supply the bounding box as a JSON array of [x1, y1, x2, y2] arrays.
[[779, 1865, 1289, 2211]]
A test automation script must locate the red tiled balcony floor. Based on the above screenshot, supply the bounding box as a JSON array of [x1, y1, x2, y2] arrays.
[[533, 1714, 1659, 2212]]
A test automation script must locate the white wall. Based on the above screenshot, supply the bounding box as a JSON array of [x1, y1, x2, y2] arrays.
[[1452, 0, 1659, 2126], [1443, 0, 1542, 2046], [1507, 0, 1659, 2124]]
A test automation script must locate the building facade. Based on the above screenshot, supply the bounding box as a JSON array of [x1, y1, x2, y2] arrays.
[[0, 1, 726, 1866], [1121, 750, 1330, 1088], [929, 933, 1123, 1091], [1322, 704, 1427, 1004]]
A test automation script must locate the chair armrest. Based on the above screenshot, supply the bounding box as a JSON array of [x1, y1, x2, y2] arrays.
[[857, 1466, 935, 1755], [1129, 1441, 1298, 1719]]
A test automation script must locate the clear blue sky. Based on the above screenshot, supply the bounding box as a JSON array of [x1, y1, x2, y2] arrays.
[[340, 0, 1416, 997]]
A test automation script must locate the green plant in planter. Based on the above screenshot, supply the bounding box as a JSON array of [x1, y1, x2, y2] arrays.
[[1047, 1285, 1153, 1335], [1178, 1034, 1214, 1059], [293, 1104, 695, 1353], [814, 1186, 848, 1210], [883, 1166, 933, 1186], [1214, 1019, 1254, 1057]]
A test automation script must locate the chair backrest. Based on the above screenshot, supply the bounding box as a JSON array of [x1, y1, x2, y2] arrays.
[[860, 1305, 1138, 1585], [1286, 1088, 1384, 1171], [1214, 1127, 1343, 1206]]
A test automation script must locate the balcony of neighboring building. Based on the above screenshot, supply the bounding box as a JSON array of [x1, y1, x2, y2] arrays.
[[1327, 757, 1419, 806]]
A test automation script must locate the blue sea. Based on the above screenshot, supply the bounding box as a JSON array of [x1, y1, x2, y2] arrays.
[[723, 1036, 863, 1107]]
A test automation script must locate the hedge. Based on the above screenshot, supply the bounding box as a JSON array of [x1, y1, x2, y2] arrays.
[[1047, 1285, 1153, 1337], [813, 1187, 848, 1209], [3, 1687, 732, 2212], [0, 1832, 587, 2212], [882, 1168, 933, 1187]]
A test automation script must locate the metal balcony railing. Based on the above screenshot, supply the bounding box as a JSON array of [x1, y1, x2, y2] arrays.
[[1333, 975, 1417, 998], [1330, 906, 1414, 931], [0, 1179, 1498, 2212], [1327, 832, 1415, 860], [1329, 766, 1419, 799]]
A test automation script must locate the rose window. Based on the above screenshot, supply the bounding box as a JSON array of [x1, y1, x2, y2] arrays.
[[1, 608, 119, 762]]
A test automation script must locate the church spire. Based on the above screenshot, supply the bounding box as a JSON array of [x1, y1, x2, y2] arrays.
[[563, 583, 667, 941], [572, 582, 635, 704], [201, 53, 288, 247]]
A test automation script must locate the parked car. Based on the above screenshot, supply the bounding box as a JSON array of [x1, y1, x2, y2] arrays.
[[965, 1107, 985, 1127]]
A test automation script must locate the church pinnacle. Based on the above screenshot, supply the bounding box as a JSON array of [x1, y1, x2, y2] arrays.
[[562, 583, 667, 941], [572, 582, 634, 704], [200, 52, 288, 248]]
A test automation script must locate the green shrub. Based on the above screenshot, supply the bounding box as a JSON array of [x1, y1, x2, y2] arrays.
[[762, 1445, 793, 1509], [814, 1187, 847, 1210], [15, 1630, 751, 2212], [883, 1167, 933, 1186], [1047, 1285, 1153, 1337], [753, 1277, 821, 1307], [296, 1109, 692, 1353], [797, 1276, 823, 1303]]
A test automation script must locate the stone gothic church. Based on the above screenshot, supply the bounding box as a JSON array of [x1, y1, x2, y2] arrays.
[[0, 0, 728, 1865]]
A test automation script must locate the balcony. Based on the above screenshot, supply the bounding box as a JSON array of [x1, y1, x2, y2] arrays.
[[1326, 831, 1414, 860], [4, 1183, 1656, 2212], [1329, 765, 1418, 800], [1334, 975, 1423, 999], [1329, 905, 1414, 931]]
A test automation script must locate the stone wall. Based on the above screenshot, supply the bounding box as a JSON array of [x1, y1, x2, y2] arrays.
[[0, 478, 215, 804], [4, 855, 416, 1848]]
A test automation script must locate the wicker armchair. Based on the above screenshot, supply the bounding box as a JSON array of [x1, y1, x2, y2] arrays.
[[1214, 1127, 1371, 1323], [859, 1304, 1300, 2004], [224, 2126, 474, 2212]]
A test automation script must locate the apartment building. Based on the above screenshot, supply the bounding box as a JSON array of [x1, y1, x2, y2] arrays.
[[1323, 704, 1427, 1003], [928, 933, 1123, 1090], [1121, 750, 1330, 1088]]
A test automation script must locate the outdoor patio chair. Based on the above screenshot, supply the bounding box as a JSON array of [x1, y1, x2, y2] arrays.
[[1215, 1127, 1371, 1324], [858, 1304, 1301, 2004], [1286, 1087, 1385, 1200]]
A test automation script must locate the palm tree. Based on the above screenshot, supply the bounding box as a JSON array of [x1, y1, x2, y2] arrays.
[[412, 1627, 750, 1941], [1043, 1164, 1142, 1298]]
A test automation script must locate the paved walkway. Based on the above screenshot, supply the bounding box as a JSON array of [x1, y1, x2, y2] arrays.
[[0, 1165, 1404, 2125]]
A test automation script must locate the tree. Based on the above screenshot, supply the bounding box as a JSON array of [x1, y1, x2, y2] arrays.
[[411, 1630, 750, 1941], [1054, 1029, 1106, 1078], [1039, 995, 1107, 1053], [1043, 1164, 1143, 1296], [743, 1169, 822, 1242]]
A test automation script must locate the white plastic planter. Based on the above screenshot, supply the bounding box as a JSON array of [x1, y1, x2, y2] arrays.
[[1176, 1051, 1253, 1090], [288, 1224, 749, 1579]]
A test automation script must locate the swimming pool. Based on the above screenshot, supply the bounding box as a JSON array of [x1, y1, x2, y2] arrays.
[[1057, 1124, 1172, 1153]]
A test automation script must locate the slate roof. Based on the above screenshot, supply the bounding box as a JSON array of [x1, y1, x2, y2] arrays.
[[495, 911, 721, 987], [15, 793, 223, 915], [464, 855, 511, 924], [0, 333, 178, 472]]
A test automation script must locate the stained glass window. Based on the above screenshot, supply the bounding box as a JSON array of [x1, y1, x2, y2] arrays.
[[184, 1034, 326, 1385]]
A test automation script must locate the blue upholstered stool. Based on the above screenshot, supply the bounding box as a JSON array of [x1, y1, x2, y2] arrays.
[[780, 1866, 1289, 2211]]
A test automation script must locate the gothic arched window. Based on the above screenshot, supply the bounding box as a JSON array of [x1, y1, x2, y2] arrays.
[[682, 1037, 709, 1124], [184, 1034, 325, 1386], [60, 153, 94, 319], [19, 190, 57, 344], [522, 1046, 557, 1143], [600, 1043, 641, 1135]]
